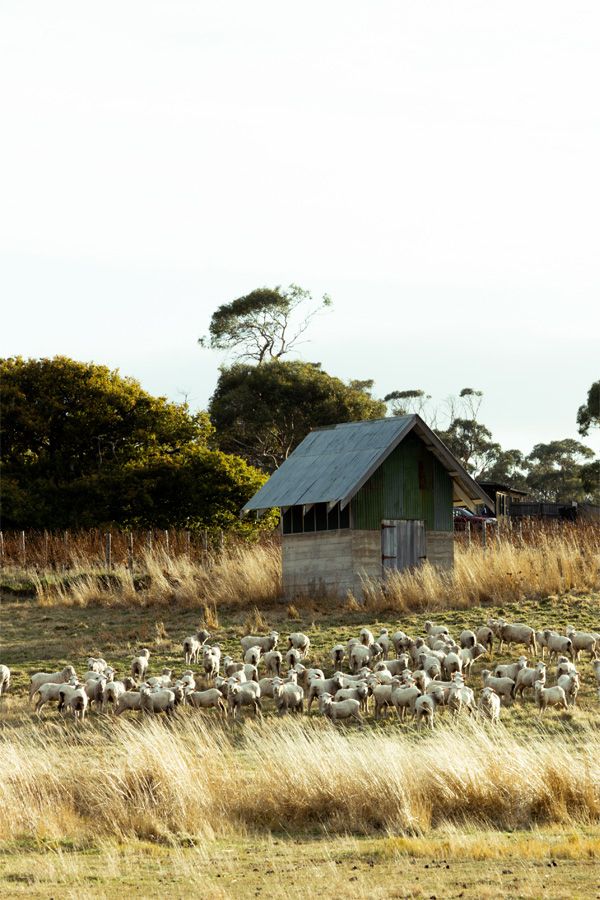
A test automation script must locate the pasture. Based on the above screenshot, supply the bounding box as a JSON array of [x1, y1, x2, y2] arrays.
[[1, 579, 600, 898]]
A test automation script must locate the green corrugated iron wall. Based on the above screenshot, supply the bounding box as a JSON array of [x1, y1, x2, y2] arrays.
[[351, 433, 453, 531]]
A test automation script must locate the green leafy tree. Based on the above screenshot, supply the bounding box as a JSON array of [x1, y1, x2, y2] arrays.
[[384, 389, 431, 417], [209, 360, 387, 471], [478, 448, 528, 488], [199, 284, 331, 363], [525, 439, 595, 502], [0, 357, 270, 532], [580, 460, 600, 502], [577, 381, 600, 436], [436, 419, 501, 477]]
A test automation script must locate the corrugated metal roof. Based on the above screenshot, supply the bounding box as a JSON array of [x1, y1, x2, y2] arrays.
[[242, 415, 494, 513]]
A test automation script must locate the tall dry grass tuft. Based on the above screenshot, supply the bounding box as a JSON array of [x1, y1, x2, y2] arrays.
[[32, 541, 282, 610], [1, 717, 599, 842], [361, 524, 600, 613]]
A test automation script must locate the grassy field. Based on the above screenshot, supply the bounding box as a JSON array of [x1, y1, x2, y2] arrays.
[[1, 529, 599, 898]]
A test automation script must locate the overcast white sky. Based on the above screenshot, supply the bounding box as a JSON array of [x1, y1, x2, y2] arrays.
[[1, 1, 598, 457]]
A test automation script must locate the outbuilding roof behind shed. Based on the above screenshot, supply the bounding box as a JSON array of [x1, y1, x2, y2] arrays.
[[242, 415, 494, 514]]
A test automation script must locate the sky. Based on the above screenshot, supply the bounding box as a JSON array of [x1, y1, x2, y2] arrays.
[[1, 1, 598, 458]]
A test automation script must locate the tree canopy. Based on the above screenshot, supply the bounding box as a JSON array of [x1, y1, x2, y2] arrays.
[[208, 360, 386, 471], [0, 357, 272, 532], [577, 381, 600, 436], [199, 284, 331, 363], [524, 439, 596, 503]]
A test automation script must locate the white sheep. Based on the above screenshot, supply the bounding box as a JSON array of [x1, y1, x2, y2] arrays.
[[87, 657, 109, 673], [489, 619, 537, 654], [84, 675, 107, 709], [183, 635, 202, 665], [307, 673, 344, 712], [273, 680, 304, 715], [390, 683, 422, 721], [458, 643, 487, 678], [391, 630, 410, 657], [140, 685, 175, 716], [287, 632, 310, 657], [424, 621, 449, 638], [477, 686, 501, 724], [244, 645, 262, 667], [319, 692, 362, 723], [447, 681, 476, 717], [475, 626, 494, 653], [223, 656, 244, 677], [413, 689, 443, 729], [65, 686, 89, 722], [34, 677, 79, 714], [556, 655, 578, 678], [187, 688, 227, 715], [115, 690, 143, 716], [543, 630, 574, 662], [285, 647, 302, 669], [442, 651, 463, 680], [103, 679, 130, 712], [349, 642, 383, 673], [493, 656, 527, 681], [240, 631, 279, 654], [330, 644, 345, 669], [375, 658, 410, 677], [417, 653, 442, 680], [29, 665, 77, 702], [481, 669, 515, 704], [534, 680, 568, 716], [514, 662, 547, 699], [334, 682, 368, 711], [0, 664, 11, 697], [227, 680, 262, 719], [557, 672, 580, 706], [565, 627, 598, 661], [459, 629, 477, 649], [203, 646, 221, 680], [359, 627, 375, 647], [263, 650, 282, 677], [131, 649, 150, 680], [377, 629, 391, 656]]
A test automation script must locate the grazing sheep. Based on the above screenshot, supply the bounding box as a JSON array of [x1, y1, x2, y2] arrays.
[[557, 672, 580, 706], [334, 682, 368, 711], [371, 680, 402, 719], [65, 686, 89, 722], [34, 677, 79, 714], [534, 680, 568, 716], [442, 651, 463, 680], [494, 656, 527, 681], [84, 676, 107, 709], [424, 621, 449, 638], [203, 646, 221, 680], [103, 679, 130, 712], [448, 681, 476, 717], [489, 619, 537, 655], [244, 645, 262, 667], [131, 649, 150, 680], [0, 664, 11, 696], [543, 631, 574, 662], [459, 643, 487, 678], [413, 689, 442, 729], [514, 662, 547, 699], [285, 648, 302, 669], [242, 663, 259, 683], [273, 680, 304, 715], [359, 627, 375, 647], [222, 656, 244, 678], [475, 626, 494, 653], [307, 673, 344, 712], [477, 686, 501, 724], [183, 635, 202, 666], [228, 680, 262, 719], [417, 653, 442, 680], [556, 655, 578, 678], [260, 650, 281, 677], [459, 629, 477, 649], [319, 692, 362, 723], [565, 627, 598, 661], [481, 669, 515, 704], [391, 631, 410, 657], [535, 630, 550, 659], [196, 629, 211, 645], [287, 633, 310, 657], [375, 658, 409, 677], [140, 686, 175, 716], [87, 657, 109, 673], [187, 688, 227, 715], [29, 666, 77, 703], [240, 631, 279, 654], [330, 644, 345, 669], [391, 683, 422, 721], [377, 629, 391, 656], [115, 690, 143, 716]]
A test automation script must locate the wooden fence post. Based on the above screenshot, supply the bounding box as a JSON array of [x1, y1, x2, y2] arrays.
[[482, 520, 487, 551], [164, 530, 170, 556], [0, 531, 4, 567], [127, 532, 134, 574], [21, 530, 26, 567], [466, 521, 471, 547], [105, 532, 112, 570], [185, 530, 191, 558]]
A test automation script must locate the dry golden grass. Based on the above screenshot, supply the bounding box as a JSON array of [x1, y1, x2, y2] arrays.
[[362, 524, 600, 612], [1, 716, 598, 844]]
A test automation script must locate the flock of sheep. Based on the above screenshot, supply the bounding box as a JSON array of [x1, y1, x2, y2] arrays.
[[1, 617, 599, 728]]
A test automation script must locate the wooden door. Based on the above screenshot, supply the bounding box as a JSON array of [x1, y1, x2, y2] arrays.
[[381, 519, 426, 571]]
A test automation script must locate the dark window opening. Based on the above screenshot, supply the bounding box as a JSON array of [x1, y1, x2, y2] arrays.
[[291, 506, 303, 533], [303, 506, 316, 532], [282, 508, 292, 534], [339, 503, 350, 528], [281, 502, 350, 533], [315, 503, 328, 531]]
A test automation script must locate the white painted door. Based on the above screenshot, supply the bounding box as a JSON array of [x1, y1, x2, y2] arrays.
[[381, 520, 426, 571]]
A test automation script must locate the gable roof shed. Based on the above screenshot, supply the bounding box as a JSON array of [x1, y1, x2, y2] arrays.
[[242, 415, 494, 514]]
